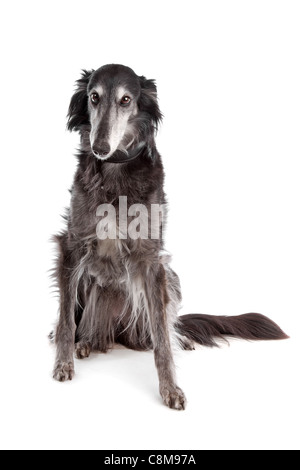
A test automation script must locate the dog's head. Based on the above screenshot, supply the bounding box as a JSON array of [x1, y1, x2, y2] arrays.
[[67, 64, 162, 162]]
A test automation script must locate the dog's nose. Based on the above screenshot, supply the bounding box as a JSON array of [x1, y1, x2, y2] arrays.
[[92, 142, 111, 158]]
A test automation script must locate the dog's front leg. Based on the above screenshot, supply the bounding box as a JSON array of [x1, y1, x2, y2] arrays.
[[53, 240, 76, 382], [144, 264, 187, 410]]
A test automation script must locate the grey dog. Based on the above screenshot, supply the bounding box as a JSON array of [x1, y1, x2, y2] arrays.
[[51, 64, 287, 410]]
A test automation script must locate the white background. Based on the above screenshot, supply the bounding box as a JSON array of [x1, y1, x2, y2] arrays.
[[0, 0, 299, 450]]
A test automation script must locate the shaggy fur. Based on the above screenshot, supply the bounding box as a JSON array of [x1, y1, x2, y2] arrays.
[[52, 64, 288, 410]]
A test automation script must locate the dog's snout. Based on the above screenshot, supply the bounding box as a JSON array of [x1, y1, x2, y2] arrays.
[[92, 142, 111, 158]]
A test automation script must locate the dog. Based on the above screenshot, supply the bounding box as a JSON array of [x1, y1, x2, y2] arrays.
[[51, 64, 288, 410]]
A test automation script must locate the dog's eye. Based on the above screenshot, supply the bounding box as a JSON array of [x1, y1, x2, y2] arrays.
[[120, 96, 131, 106], [91, 93, 100, 105]]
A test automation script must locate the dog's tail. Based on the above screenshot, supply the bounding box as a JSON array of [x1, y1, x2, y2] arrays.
[[176, 313, 288, 348]]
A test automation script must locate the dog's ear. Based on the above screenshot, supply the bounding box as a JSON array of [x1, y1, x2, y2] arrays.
[[67, 69, 94, 131], [138, 76, 163, 129]]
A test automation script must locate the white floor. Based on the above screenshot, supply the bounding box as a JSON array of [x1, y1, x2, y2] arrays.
[[1, 300, 298, 450]]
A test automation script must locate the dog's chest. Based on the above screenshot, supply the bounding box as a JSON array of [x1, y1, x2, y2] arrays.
[[87, 238, 128, 288]]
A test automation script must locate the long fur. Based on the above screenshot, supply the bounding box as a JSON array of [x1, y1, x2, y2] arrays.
[[177, 313, 288, 348], [52, 64, 288, 410]]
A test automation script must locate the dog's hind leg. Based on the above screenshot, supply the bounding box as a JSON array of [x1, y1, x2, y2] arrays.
[[143, 264, 187, 410], [75, 284, 122, 353], [75, 342, 91, 359]]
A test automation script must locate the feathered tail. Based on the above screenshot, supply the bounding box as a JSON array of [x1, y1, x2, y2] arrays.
[[176, 313, 288, 348]]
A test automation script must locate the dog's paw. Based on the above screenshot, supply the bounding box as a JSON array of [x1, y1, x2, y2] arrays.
[[75, 342, 91, 360], [48, 330, 55, 343], [160, 385, 187, 411], [53, 361, 75, 382], [180, 336, 195, 351]]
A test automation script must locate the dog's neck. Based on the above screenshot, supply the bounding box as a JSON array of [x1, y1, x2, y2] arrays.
[[103, 141, 147, 164]]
